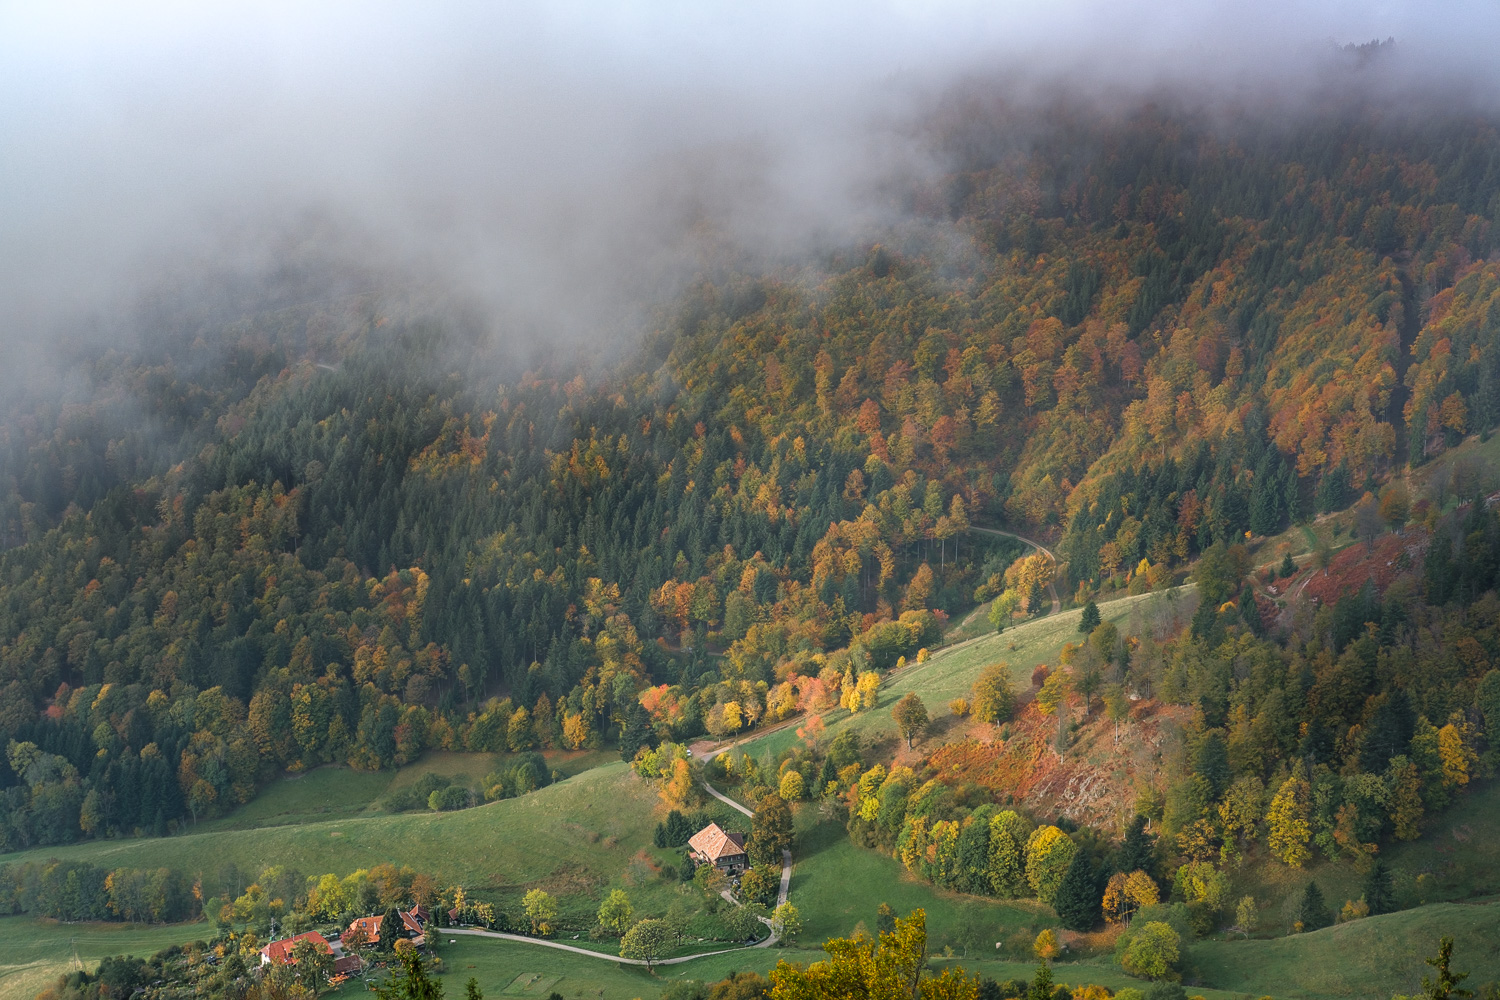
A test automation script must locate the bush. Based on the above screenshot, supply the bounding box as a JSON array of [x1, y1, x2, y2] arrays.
[[1120, 921, 1180, 980], [1144, 984, 1186, 1000], [428, 785, 470, 811], [383, 772, 453, 812], [483, 752, 553, 801]]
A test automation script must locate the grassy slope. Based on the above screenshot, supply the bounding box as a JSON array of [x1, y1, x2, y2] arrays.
[[0, 762, 689, 928], [735, 586, 1195, 764], [0, 916, 210, 1000], [1192, 902, 1500, 999], [424, 933, 1252, 1000], [192, 748, 615, 836], [1228, 781, 1500, 938]]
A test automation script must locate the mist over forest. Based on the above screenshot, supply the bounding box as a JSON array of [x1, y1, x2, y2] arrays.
[[10, 6, 1500, 1000]]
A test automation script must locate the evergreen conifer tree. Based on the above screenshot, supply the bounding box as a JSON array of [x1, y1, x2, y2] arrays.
[[1078, 600, 1101, 634], [1114, 815, 1156, 879], [667, 809, 694, 846], [1026, 962, 1054, 1000], [815, 756, 837, 797], [619, 702, 653, 762], [1238, 585, 1263, 635], [1053, 851, 1100, 931], [1421, 936, 1472, 1000], [1294, 881, 1330, 932], [1363, 859, 1395, 916], [379, 905, 402, 950]]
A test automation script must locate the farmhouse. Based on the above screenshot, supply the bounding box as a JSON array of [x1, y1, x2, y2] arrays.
[[259, 931, 334, 967], [687, 822, 748, 873], [347, 905, 429, 948]]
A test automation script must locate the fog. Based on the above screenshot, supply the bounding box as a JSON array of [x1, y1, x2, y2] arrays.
[[4, 1, 1500, 371]]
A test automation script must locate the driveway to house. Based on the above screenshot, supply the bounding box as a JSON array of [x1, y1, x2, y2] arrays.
[[446, 782, 794, 966]]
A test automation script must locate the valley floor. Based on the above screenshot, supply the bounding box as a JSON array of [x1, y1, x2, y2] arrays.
[[5, 577, 1500, 1000]]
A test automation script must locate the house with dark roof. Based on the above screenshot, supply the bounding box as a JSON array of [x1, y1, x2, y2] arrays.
[[687, 822, 748, 873]]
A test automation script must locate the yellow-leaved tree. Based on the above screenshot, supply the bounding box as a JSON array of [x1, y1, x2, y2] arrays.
[[769, 909, 979, 1000], [1267, 762, 1312, 867]]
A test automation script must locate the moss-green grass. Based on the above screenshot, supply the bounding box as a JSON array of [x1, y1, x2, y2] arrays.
[[192, 749, 618, 836], [0, 763, 679, 919], [788, 810, 1049, 950], [420, 933, 1251, 1000], [381, 749, 616, 795], [425, 934, 797, 1000], [0, 915, 210, 1000], [192, 767, 393, 834], [1190, 901, 1500, 999], [1225, 776, 1500, 941]]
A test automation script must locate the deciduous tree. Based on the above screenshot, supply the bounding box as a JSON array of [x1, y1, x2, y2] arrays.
[[892, 693, 930, 749]]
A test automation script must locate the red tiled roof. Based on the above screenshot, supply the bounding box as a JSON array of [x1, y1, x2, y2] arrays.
[[348, 907, 425, 946], [348, 915, 383, 944], [687, 822, 746, 863], [260, 932, 332, 965]]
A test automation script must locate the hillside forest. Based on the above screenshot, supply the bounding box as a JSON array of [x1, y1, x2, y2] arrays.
[[5, 89, 1500, 989]]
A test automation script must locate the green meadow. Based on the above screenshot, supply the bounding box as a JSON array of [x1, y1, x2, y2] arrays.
[[0, 916, 211, 1000]]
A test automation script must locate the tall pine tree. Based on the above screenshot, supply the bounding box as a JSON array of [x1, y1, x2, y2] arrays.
[[1053, 851, 1100, 932]]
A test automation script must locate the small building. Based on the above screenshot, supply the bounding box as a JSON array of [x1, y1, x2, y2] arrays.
[[347, 915, 382, 946], [687, 822, 748, 873], [347, 906, 428, 949], [260, 931, 334, 967]]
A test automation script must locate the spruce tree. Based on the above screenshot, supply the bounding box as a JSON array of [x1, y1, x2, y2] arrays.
[[1359, 691, 1416, 773], [1315, 461, 1351, 513], [815, 756, 837, 798], [1053, 851, 1100, 932], [1238, 585, 1264, 635], [1026, 962, 1053, 1000], [1421, 935, 1472, 1000], [1295, 881, 1330, 932], [1190, 594, 1220, 641], [619, 702, 652, 762], [664, 809, 693, 846], [1078, 600, 1101, 634], [1363, 859, 1395, 916], [1114, 814, 1156, 879], [1279, 552, 1296, 578], [379, 905, 402, 950]]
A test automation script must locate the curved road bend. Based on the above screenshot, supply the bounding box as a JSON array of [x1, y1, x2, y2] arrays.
[[444, 782, 793, 966], [968, 526, 1062, 615]]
